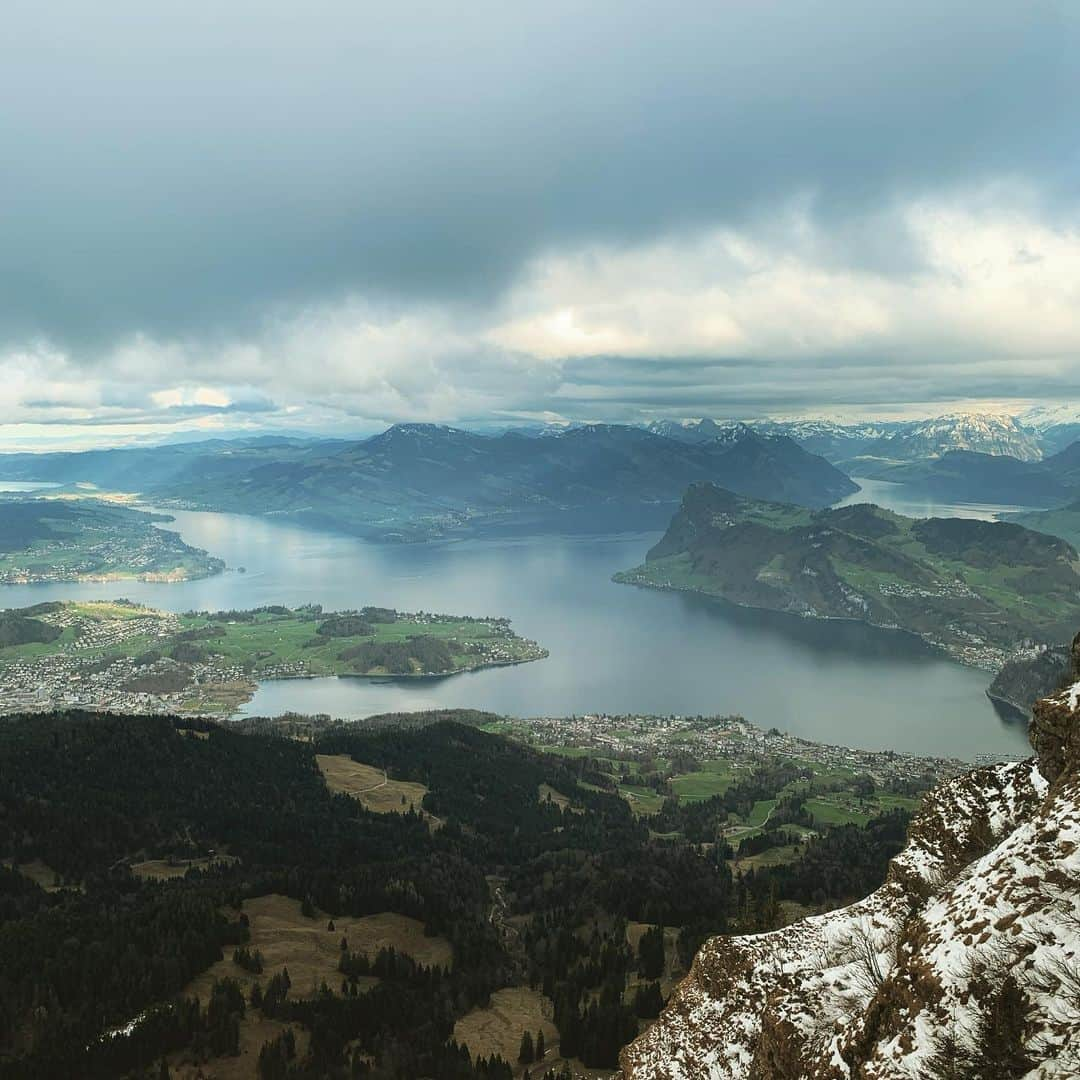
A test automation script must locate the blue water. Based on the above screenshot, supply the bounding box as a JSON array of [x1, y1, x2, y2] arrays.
[[0, 505, 1030, 759]]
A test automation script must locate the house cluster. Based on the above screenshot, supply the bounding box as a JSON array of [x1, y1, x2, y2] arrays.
[[0, 528, 203, 584], [512, 712, 978, 787]]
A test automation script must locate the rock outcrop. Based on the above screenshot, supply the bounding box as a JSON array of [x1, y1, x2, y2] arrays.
[[621, 638, 1080, 1078], [988, 645, 1073, 720]]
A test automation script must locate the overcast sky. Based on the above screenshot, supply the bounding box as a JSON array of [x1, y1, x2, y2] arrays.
[[2, 1, 1079, 447]]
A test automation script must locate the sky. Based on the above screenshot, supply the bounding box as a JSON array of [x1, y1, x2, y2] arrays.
[[2, 1, 1080, 448]]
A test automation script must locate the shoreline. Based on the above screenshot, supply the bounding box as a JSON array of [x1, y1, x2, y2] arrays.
[[0, 565, 225, 587], [186, 651, 553, 718], [612, 570, 1009, 673]]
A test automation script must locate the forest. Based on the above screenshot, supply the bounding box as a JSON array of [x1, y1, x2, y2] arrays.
[[0, 710, 912, 1078]]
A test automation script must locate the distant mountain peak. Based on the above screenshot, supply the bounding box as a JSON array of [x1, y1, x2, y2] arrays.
[[880, 411, 1043, 462], [378, 422, 461, 437], [645, 418, 756, 446]]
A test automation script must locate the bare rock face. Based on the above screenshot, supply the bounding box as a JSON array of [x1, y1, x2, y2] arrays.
[[620, 650, 1080, 1079], [1029, 632, 1080, 789]]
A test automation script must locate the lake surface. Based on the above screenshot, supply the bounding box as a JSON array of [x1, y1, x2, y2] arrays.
[[836, 478, 1041, 521], [0, 505, 1031, 760]]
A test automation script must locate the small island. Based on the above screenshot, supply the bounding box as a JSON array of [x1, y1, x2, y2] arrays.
[[615, 482, 1080, 670], [0, 601, 548, 716], [0, 498, 224, 584]]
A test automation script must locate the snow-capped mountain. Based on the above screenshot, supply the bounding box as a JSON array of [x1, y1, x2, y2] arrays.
[[872, 412, 1044, 462], [1016, 405, 1080, 456], [645, 418, 753, 446], [621, 638, 1080, 1078], [649, 410, 1077, 466], [747, 418, 897, 443], [747, 419, 904, 463], [1018, 404, 1080, 432]]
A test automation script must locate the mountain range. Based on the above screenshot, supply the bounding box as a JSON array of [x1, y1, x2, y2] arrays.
[[855, 412, 1044, 465], [0, 423, 856, 541], [652, 411, 1065, 471]]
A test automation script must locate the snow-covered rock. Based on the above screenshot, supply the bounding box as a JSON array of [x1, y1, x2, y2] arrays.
[[875, 412, 1043, 462], [621, 636, 1080, 1079]]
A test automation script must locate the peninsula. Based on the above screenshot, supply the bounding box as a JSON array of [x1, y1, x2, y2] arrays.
[[615, 482, 1080, 670], [0, 601, 548, 715], [0, 498, 223, 584]]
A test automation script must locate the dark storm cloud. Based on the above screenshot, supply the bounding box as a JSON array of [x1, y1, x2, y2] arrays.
[[2, 0, 1077, 350]]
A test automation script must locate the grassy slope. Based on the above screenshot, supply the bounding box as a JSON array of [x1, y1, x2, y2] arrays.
[[1006, 505, 1080, 550]]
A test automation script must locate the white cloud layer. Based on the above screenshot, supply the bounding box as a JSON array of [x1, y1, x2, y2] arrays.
[[4, 191, 1080, 444]]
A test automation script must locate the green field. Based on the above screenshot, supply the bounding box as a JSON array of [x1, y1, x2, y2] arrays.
[[464, 717, 929, 859], [670, 759, 740, 800]]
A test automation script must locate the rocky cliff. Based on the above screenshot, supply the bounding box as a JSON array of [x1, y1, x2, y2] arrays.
[[621, 636, 1080, 1078], [987, 646, 1073, 719]]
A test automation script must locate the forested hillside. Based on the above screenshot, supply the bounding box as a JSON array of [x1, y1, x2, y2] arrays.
[[0, 710, 910, 1079]]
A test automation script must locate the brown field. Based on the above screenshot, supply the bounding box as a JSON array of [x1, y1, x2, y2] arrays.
[[170, 894, 452, 1078], [317, 753, 429, 814], [453, 986, 559, 1071]]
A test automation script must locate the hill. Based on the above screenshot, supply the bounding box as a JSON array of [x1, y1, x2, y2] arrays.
[[621, 636, 1080, 1079], [615, 482, 1080, 668], [987, 644, 1072, 719], [1006, 500, 1080, 550], [0, 424, 856, 541]]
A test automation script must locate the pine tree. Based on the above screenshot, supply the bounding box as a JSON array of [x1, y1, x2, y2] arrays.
[[535, 1029, 545, 1060], [518, 1029, 535, 1063]]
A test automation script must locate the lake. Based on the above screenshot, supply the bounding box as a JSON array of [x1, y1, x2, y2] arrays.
[[835, 477, 1042, 521], [0, 504, 1032, 760]]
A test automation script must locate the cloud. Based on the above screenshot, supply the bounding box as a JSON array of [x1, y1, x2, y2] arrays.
[[4, 190, 1079, 437], [1, 2, 1079, 438]]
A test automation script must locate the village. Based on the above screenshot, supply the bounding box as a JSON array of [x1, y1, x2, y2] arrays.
[[495, 709, 1009, 790]]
